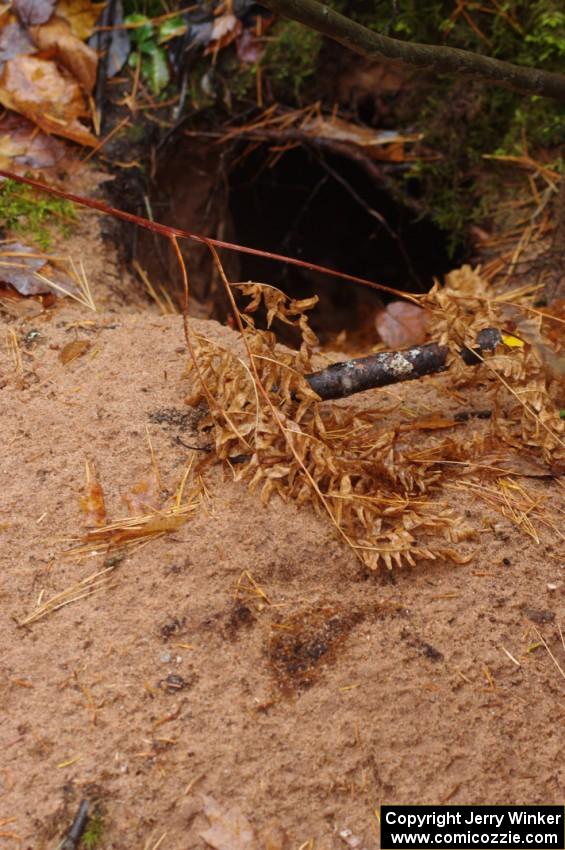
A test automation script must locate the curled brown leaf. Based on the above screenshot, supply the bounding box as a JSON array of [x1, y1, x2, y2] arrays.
[[0, 55, 97, 146], [29, 16, 97, 93]]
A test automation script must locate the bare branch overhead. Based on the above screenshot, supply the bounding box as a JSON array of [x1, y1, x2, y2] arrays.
[[259, 0, 565, 101]]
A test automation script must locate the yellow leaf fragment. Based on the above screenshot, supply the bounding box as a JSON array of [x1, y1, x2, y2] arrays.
[[502, 332, 525, 348]]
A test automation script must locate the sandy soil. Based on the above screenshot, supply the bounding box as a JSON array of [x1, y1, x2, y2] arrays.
[[0, 214, 564, 850]]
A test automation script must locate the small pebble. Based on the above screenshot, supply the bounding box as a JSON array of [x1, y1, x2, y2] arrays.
[[160, 651, 172, 663], [547, 583, 558, 592]]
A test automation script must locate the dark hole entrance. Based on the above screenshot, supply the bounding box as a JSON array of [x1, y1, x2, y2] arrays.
[[228, 145, 464, 342]]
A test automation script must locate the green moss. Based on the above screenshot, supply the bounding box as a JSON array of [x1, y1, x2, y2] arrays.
[[0, 179, 77, 249], [80, 813, 104, 849], [263, 20, 322, 100], [126, 122, 147, 144], [216, 51, 256, 101]]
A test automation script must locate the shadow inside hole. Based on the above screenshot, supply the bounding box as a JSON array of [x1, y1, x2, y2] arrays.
[[228, 144, 465, 342]]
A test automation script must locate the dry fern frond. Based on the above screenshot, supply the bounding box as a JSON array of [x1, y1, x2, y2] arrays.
[[184, 279, 476, 570]]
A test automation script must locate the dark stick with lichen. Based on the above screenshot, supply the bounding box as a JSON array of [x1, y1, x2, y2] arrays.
[[60, 799, 89, 850], [305, 328, 502, 401]]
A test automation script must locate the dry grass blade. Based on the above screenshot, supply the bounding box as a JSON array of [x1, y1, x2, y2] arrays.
[[6, 327, 23, 382], [19, 566, 116, 626], [533, 627, 565, 682], [133, 259, 178, 315], [449, 478, 564, 545], [69, 494, 199, 551], [34, 255, 97, 311], [236, 570, 272, 605]]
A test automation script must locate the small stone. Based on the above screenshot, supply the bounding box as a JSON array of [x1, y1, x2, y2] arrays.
[[176, 655, 182, 663], [160, 651, 171, 663], [547, 583, 558, 592], [159, 673, 193, 693]]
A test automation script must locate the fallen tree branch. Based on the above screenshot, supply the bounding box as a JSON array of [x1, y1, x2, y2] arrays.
[[259, 0, 565, 102], [305, 328, 502, 400]]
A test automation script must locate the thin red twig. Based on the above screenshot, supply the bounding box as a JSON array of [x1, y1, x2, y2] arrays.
[[0, 168, 420, 302]]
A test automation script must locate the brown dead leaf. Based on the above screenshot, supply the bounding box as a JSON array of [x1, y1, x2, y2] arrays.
[[14, 0, 56, 25], [59, 338, 91, 364], [56, 0, 104, 40], [0, 55, 97, 146], [30, 15, 97, 92], [375, 301, 429, 348], [199, 794, 257, 850]]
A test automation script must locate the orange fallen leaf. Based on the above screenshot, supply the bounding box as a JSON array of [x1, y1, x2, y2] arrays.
[[303, 115, 422, 151], [80, 459, 106, 526]]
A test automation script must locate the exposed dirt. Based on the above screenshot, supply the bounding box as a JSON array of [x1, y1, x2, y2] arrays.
[[0, 205, 564, 850]]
